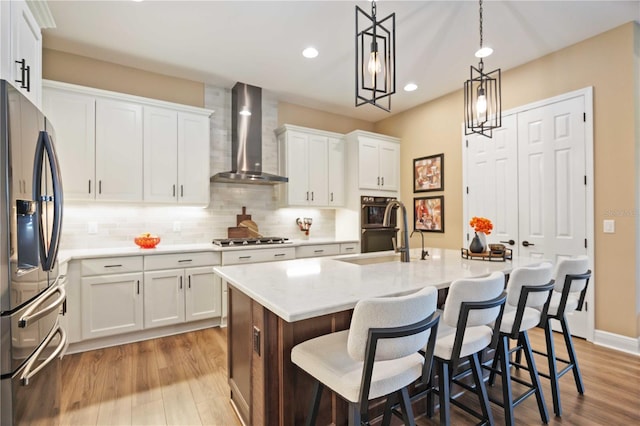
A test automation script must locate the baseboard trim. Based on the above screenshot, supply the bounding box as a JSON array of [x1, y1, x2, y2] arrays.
[[593, 329, 640, 355]]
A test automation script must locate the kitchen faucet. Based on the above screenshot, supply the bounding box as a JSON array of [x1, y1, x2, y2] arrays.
[[410, 230, 429, 260], [383, 200, 410, 262]]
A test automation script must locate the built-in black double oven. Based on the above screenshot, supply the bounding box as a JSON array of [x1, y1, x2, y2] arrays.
[[360, 196, 398, 253]]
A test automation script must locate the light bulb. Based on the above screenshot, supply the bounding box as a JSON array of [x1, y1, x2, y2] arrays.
[[367, 42, 384, 85], [476, 86, 487, 123]]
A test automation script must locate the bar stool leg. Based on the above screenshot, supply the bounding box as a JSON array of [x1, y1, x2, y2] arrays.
[[437, 360, 451, 426], [306, 381, 323, 426], [470, 352, 494, 425], [520, 331, 549, 424], [544, 321, 562, 416], [497, 335, 515, 426], [398, 387, 416, 426], [561, 316, 585, 394]]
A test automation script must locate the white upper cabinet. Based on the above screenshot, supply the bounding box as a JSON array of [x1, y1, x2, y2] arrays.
[[95, 98, 144, 201], [276, 124, 344, 207], [177, 112, 210, 205], [143, 108, 210, 206], [42, 88, 96, 200], [346, 131, 400, 193], [43, 80, 212, 204], [327, 138, 345, 206], [9, 0, 42, 107]]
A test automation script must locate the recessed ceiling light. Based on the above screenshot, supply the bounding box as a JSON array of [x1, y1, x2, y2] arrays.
[[404, 83, 418, 92], [475, 46, 493, 58], [302, 47, 319, 58]]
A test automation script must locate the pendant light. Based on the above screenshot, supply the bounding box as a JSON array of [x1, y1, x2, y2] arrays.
[[464, 0, 501, 137], [355, 0, 396, 112]]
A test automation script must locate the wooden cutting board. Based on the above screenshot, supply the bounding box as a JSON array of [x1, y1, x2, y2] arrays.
[[239, 219, 262, 238], [228, 226, 249, 238], [236, 206, 252, 226]]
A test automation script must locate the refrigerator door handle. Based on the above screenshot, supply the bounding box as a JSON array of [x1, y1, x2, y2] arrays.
[[33, 131, 64, 272], [20, 323, 67, 386], [18, 279, 66, 328]]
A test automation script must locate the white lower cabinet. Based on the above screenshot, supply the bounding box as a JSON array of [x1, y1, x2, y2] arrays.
[[143, 265, 221, 329], [81, 272, 144, 340]]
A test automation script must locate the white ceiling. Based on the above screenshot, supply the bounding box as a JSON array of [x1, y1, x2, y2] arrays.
[[43, 0, 640, 122]]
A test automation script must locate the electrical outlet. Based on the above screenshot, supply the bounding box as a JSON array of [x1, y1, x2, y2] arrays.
[[88, 222, 98, 234], [173, 221, 181, 232], [603, 219, 615, 234]]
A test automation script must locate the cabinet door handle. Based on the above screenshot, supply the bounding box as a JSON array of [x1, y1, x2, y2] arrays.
[[15, 59, 28, 90], [274, 253, 286, 257], [137, 280, 140, 295], [179, 276, 183, 290], [306, 191, 309, 201], [344, 247, 354, 251], [330, 192, 333, 202], [239, 256, 252, 260], [188, 275, 191, 289], [377, 176, 380, 186], [25, 64, 31, 92], [313, 249, 324, 254], [311, 191, 314, 201], [99, 180, 102, 194], [181, 185, 184, 197], [88, 180, 92, 194], [381, 177, 384, 186], [104, 264, 123, 268], [173, 184, 176, 197], [178, 259, 193, 263]]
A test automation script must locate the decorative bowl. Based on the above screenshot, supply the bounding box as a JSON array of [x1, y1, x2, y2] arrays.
[[489, 243, 505, 253], [134, 235, 161, 249]]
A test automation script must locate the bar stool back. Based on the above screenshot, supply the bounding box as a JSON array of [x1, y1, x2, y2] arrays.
[[486, 262, 555, 426], [291, 286, 440, 426], [430, 271, 507, 426], [537, 256, 591, 416]]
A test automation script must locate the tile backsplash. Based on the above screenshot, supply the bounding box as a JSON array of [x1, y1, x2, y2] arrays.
[[59, 84, 336, 250]]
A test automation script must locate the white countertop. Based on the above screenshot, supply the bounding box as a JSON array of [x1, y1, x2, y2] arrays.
[[214, 248, 546, 323], [57, 239, 359, 263]]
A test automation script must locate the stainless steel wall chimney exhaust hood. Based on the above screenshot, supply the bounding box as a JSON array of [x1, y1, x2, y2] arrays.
[[211, 83, 288, 185]]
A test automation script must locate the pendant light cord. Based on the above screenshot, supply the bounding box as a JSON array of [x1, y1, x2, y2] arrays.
[[478, 0, 484, 71]]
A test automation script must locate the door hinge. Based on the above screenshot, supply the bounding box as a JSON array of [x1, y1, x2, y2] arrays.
[[584, 238, 587, 248], [583, 112, 586, 122], [584, 175, 587, 185], [466, 232, 469, 241], [466, 139, 469, 148], [466, 186, 469, 194]]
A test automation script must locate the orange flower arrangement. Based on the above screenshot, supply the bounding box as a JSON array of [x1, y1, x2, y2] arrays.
[[469, 216, 493, 235]]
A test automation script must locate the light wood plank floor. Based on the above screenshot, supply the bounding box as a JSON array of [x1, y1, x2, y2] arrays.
[[59, 327, 640, 425]]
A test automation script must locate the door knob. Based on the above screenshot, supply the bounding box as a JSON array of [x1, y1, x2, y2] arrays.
[[500, 239, 515, 246], [522, 241, 535, 247]]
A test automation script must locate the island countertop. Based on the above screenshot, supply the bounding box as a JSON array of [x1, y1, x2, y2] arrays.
[[213, 248, 544, 322]]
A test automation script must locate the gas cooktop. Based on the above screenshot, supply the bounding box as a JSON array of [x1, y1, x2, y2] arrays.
[[212, 237, 290, 247]]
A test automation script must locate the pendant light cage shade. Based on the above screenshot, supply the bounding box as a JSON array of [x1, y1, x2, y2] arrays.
[[355, 4, 396, 112], [464, 63, 501, 138]]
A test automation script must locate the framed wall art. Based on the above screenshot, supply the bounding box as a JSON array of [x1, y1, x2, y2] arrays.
[[413, 154, 444, 192], [414, 196, 444, 232]]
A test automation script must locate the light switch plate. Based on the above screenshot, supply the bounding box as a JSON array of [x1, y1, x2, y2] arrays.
[[603, 219, 615, 233]]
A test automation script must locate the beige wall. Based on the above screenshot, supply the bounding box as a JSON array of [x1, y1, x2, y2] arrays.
[[278, 101, 375, 134], [375, 22, 638, 338], [42, 48, 205, 107]]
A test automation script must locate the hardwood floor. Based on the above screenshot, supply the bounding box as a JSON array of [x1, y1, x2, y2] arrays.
[[59, 327, 640, 425]]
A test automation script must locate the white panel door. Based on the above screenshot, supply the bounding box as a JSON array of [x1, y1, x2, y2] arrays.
[[286, 131, 310, 205], [307, 135, 328, 205], [328, 137, 345, 206], [465, 114, 519, 251], [144, 106, 177, 202], [378, 141, 399, 191], [42, 89, 96, 200], [518, 96, 588, 335], [358, 138, 380, 190], [143, 269, 185, 328], [178, 112, 210, 205], [95, 98, 143, 201], [185, 266, 221, 321]]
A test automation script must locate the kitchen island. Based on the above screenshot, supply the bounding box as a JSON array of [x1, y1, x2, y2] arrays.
[[213, 248, 544, 426]]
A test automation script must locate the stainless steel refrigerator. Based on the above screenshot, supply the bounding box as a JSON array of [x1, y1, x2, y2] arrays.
[[0, 80, 66, 424]]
